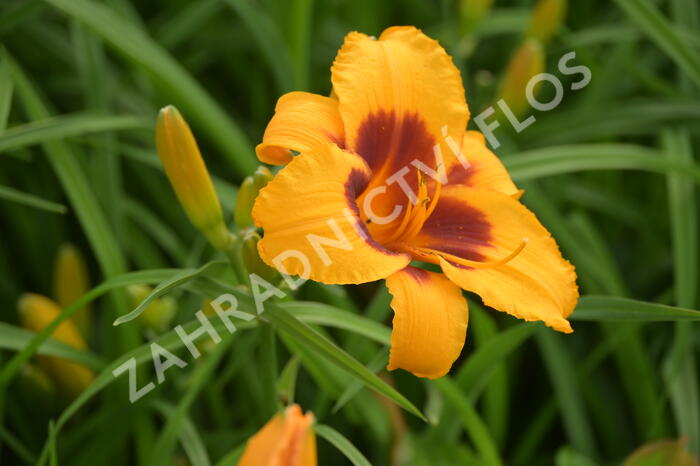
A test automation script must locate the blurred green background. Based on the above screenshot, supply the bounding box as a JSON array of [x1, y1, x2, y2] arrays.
[[1, 0, 699, 465]]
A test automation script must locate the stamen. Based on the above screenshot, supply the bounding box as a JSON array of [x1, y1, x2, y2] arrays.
[[412, 238, 529, 269], [424, 179, 442, 219]]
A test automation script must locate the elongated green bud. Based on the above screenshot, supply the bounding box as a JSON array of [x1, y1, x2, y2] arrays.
[[235, 166, 272, 231]]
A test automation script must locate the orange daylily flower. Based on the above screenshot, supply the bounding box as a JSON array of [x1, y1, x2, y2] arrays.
[[253, 26, 578, 379], [238, 404, 317, 466]]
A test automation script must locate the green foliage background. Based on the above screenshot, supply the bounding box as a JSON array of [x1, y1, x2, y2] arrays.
[[0, 0, 699, 465]]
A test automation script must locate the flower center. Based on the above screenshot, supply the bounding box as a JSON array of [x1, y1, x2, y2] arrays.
[[384, 169, 442, 246]]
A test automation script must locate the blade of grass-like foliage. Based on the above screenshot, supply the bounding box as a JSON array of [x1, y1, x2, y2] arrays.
[[224, 0, 294, 94], [663, 129, 698, 313], [470, 305, 509, 450], [7, 53, 138, 376], [503, 144, 700, 183], [257, 322, 280, 418], [572, 296, 700, 321], [287, 0, 313, 90], [42, 0, 256, 175], [0, 114, 148, 153], [0, 323, 105, 370], [535, 330, 597, 456], [0, 184, 67, 213], [662, 128, 700, 453], [433, 377, 502, 466], [147, 335, 232, 465], [123, 198, 188, 264], [521, 101, 700, 145], [432, 323, 538, 441], [0, 50, 12, 131], [277, 355, 301, 405], [0, 268, 177, 386], [315, 424, 372, 466], [71, 23, 125, 241], [281, 301, 391, 345], [0, 425, 35, 465], [265, 304, 423, 419], [191, 277, 425, 420], [332, 347, 389, 413], [8, 55, 128, 278], [614, 0, 700, 89], [214, 443, 245, 466], [526, 183, 660, 443], [455, 323, 538, 395], [36, 314, 257, 466], [155, 0, 222, 49], [121, 145, 239, 214], [112, 260, 227, 326]]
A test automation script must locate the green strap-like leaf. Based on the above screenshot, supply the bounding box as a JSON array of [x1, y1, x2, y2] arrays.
[[113, 260, 227, 326], [0, 184, 67, 213], [0, 323, 105, 370], [42, 0, 256, 175], [0, 114, 149, 154], [571, 296, 700, 321], [315, 424, 372, 466], [504, 144, 700, 184], [615, 0, 700, 89]]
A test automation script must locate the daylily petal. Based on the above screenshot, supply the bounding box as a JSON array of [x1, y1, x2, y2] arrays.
[[253, 143, 410, 285], [256, 92, 345, 166], [331, 26, 469, 216], [447, 131, 520, 197], [407, 186, 577, 333], [385, 267, 469, 379], [238, 404, 317, 466]]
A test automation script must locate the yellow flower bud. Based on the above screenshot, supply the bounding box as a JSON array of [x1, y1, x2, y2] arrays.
[[460, 0, 495, 34], [526, 0, 567, 44], [498, 39, 545, 119], [241, 230, 278, 283], [156, 105, 232, 250], [18, 294, 94, 399], [128, 285, 177, 333], [235, 166, 272, 231], [53, 243, 91, 337]]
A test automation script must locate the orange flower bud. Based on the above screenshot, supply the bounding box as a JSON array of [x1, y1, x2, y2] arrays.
[[53, 243, 91, 337], [156, 105, 232, 250], [526, 0, 567, 44], [18, 294, 94, 399], [498, 39, 545, 119], [238, 404, 317, 466]]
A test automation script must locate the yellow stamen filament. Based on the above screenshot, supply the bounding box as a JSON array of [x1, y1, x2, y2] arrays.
[[385, 169, 443, 245], [411, 238, 529, 269]]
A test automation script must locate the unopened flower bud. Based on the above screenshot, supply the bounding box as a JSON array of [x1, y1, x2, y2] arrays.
[[156, 105, 232, 250], [526, 0, 567, 44], [128, 284, 177, 333], [241, 231, 278, 283], [53, 243, 91, 337], [18, 294, 94, 399], [235, 166, 272, 231], [498, 39, 545, 119]]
